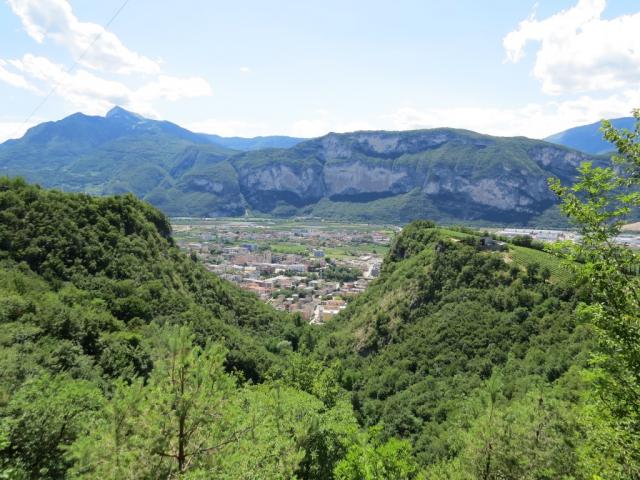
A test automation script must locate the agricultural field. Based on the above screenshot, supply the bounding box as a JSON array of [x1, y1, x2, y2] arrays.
[[508, 245, 573, 283], [170, 217, 398, 259], [439, 227, 572, 282]]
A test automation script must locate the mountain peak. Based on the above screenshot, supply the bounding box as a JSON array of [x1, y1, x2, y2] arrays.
[[545, 116, 635, 154], [105, 106, 144, 121]]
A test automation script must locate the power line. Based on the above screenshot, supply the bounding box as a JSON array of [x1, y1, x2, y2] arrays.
[[8, 0, 133, 140]]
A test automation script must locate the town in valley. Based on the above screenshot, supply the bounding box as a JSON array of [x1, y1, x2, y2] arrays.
[[172, 218, 394, 324], [173, 219, 640, 324]]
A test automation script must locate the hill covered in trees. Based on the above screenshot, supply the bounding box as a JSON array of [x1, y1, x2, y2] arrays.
[[0, 176, 637, 478], [314, 221, 600, 476], [0, 178, 361, 478], [0, 177, 305, 381]]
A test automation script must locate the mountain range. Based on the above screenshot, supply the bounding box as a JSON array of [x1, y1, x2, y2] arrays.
[[201, 133, 304, 151], [545, 116, 635, 154], [0, 107, 607, 225]]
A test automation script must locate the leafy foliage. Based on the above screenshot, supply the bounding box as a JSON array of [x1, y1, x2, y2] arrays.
[[334, 427, 420, 480], [315, 222, 593, 474], [549, 109, 640, 477], [0, 178, 408, 478], [2, 154, 638, 478], [0, 177, 312, 383], [68, 327, 354, 478], [323, 264, 361, 283]]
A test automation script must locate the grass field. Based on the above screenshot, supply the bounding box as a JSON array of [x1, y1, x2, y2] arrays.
[[440, 228, 473, 240], [268, 242, 309, 255], [438, 228, 573, 283], [508, 245, 573, 283]]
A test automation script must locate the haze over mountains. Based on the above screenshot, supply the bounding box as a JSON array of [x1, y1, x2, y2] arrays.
[[545, 117, 636, 155], [0, 107, 605, 225], [201, 133, 304, 151]]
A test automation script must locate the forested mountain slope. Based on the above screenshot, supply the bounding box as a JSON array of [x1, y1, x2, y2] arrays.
[[0, 179, 630, 478], [0, 108, 603, 224], [0, 177, 303, 380], [232, 129, 597, 225], [0, 178, 363, 478], [315, 221, 594, 474], [4, 178, 454, 478]]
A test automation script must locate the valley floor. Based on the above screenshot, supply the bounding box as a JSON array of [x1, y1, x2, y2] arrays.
[[172, 217, 396, 323], [172, 217, 640, 323]]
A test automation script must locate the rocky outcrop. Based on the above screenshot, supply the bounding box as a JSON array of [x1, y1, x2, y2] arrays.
[[235, 161, 325, 211], [319, 129, 493, 159], [528, 146, 594, 180], [227, 128, 599, 223], [324, 162, 412, 200]]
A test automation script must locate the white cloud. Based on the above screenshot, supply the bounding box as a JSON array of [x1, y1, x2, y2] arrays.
[[189, 97, 640, 140], [289, 110, 374, 137], [282, 91, 639, 140], [289, 110, 331, 137], [9, 54, 130, 113], [0, 120, 39, 142], [384, 91, 640, 139], [0, 59, 39, 93], [187, 110, 375, 139], [504, 0, 640, 94], [135, 75, 212, 103], [4, 54, 212, 117], [7, 0, 160, 74], [0, 0, 213, 117], [385, 104, 568, 137], [239, 66, 251, 74]]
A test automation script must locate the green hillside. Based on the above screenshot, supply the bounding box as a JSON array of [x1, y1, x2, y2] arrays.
[[436, 227, 572, 282], [314, 221, 592, 473], [0, 177, 305, 381], [508, 244, 572, 283], [0, 178, 429, 478], [233, 129, 598, 225], [0, 180, 631, 478]]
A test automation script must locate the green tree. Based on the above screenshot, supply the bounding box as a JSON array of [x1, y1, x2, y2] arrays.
[[0, 425, 26, 480], [334, 426, 420, 480], [549, 109, 640, 476], [69, 326, 242, 478], [424, 378, 584, 480], [270, 352, 343, 407], [295, 398, 359, 480], [2, 374, 103, 478], [68, 326, 359, 479]]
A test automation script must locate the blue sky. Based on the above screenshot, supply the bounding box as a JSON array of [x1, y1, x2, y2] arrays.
[[1, 0, 639, 140]]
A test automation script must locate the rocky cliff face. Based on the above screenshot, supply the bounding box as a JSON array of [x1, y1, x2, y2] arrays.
[[318, 129, 492, 159], [229, 129, 595, 222], [422, 174, 551, 211], [234, 161, 325, 211], [324, 162, 412, 200]]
